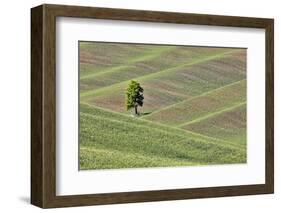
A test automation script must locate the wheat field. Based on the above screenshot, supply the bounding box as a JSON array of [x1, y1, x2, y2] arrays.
[[79, 42, 247, 170]]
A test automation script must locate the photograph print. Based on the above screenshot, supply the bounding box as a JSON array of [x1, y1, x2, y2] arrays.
[[79, 41, 247, 170]]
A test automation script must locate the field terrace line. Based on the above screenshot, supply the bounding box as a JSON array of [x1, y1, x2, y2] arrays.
[[80, 49, 241, 99], [80, 103, 245, 150], [143, 78, 246, 117], [177, 101, 246, 127], [80, 46, 177, 80]]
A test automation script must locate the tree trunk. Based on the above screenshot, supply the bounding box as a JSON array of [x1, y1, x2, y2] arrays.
[[134, 105, 138, 115]]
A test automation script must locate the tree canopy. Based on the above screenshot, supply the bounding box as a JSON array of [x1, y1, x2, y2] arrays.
[[125, 80, 144, 115]]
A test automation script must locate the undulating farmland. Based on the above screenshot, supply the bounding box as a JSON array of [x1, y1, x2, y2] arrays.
[[79, 41, 247, 170]]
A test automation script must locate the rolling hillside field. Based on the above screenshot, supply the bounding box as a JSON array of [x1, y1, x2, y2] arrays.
[[79, 41, 247, 170]]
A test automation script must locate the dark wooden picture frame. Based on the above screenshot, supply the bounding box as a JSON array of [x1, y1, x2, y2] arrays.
[[31, 4, 274, 208]]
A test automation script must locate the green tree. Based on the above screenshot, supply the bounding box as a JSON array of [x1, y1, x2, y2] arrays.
[[126, 80, 144, 116]]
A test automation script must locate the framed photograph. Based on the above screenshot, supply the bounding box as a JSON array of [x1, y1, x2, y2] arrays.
[[31, 4, 274, 208]]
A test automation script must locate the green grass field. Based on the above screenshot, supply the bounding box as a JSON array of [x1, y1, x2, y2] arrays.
[[79, 41, 247, 170]]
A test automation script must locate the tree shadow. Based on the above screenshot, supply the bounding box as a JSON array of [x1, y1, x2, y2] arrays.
[[140, 111, 152, 116]]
